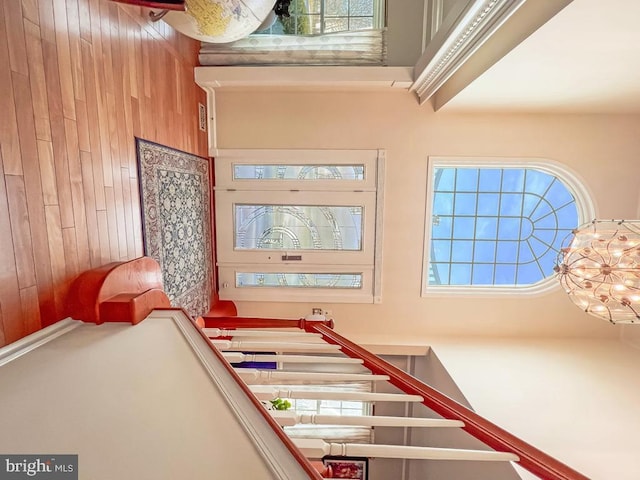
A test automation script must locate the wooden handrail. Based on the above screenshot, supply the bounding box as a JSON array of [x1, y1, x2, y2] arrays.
[[305, 323, 589, 480], [202, 315, 334, 330]]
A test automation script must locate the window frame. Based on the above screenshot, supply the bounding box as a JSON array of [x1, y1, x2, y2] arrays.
[[215, 149, 384, 304], [421, 156, 596, 297]]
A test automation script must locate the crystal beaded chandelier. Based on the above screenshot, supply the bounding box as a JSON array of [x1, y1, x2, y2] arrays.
[[555, 220, 640, 324]]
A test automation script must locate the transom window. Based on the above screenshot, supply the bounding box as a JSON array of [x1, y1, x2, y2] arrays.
[[258, 0, 385, 35], [423, 158, 595, 294]]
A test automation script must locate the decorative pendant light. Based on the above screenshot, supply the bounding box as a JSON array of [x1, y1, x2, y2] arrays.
[[555, 220, 640, 324]]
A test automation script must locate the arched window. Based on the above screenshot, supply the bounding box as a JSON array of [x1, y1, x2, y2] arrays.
[[422, 157, 595, 295]]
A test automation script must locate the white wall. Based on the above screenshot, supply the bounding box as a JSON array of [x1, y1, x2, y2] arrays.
[[425, 337, 640, 480], [0, 318, 303, 480], [214, 88, 640, 339]]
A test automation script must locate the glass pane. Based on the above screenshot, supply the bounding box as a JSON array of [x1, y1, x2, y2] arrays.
[[450, 264, 471, 285], [453, 193, 477, 215], [433, 192, 454, 216], [502, 169, 525, 192], [477, 193, 499, 215], [472, 264, 494, 285], [234, 164, 365, 180], [455, 169, 479, 192], [476, 217, 498, 240], [236, 272, 363, 289], [325, 0, 348, 16], [478, 169, 502, 192], [349, 0, 374, 16], [434, 168, 455, 191], [451, 240, 473, 262], [235, 205, 363, 251], [349, 17, 374, 30], [324, 17, 349, 32], [307, 0, 321, 14], [431, 215, 453, 238]]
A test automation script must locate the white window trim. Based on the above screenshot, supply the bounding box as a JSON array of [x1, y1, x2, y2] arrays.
[[421, 156, 597, 297], [215, 149, 385, 304]]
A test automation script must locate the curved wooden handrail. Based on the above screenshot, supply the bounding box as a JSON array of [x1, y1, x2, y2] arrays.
[[306, 323, 589, 480]]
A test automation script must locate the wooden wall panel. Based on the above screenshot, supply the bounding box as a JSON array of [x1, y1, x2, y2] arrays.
[[0, 0, 208, 344]]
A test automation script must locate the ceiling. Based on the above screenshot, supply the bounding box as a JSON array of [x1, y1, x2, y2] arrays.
[[440, 0, 640, 113]]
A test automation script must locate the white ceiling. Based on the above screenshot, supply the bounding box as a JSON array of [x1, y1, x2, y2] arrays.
[[440, 0, 640, 113]]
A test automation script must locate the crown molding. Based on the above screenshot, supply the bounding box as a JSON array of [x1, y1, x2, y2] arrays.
[[410, 0, 527, 104]]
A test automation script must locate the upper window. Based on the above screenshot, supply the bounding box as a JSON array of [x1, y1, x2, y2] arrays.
[[422, 158, 595, 295], [258, 0, 385, 35]]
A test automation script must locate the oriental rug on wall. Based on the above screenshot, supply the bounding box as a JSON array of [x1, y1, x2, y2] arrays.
[[136, 138, 212, 317]]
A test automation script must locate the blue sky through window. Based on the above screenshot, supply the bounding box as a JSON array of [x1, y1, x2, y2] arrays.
[[429, 167, 579, 286]]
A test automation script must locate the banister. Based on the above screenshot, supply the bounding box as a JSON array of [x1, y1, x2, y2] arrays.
[[180, 310, 324, 480], [306, 323, 589, 480], [202, 316, 334, 330]]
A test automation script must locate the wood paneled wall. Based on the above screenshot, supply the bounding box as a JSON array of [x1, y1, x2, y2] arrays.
[[0, 0, 208, 345]]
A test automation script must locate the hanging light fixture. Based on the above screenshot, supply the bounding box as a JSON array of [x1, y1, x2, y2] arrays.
[[555, 219, 640, 324]]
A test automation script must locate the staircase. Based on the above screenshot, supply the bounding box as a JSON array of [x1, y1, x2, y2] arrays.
[[201, 316, 588, 480]]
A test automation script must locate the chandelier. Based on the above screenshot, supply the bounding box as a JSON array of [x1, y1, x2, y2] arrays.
[[555, 220, 640, 324]]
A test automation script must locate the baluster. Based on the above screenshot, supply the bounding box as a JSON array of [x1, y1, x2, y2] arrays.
[[210, 340, 342, 353], [221, 352, 364, 365], [204, 328, 322, 339], [235, 368, 389, 384], [293, 438, 520, 462], [269, 411, 465, 428], [250, 386, 423, 403]]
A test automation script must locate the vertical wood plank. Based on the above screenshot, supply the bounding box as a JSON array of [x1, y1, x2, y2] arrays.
[[37, 140, 58, 205], [0, 0, 23, 176], [42, 40, 74, 229], [75, 99, 91, 152], [19, 285, 41, 336], [52, 0, 76, 120], [96, 209, 110, 264], [24, 19, 52, 142], [121, 167, 135, 259], [2, 0, 29, 76], [44, 205, 66, 317], [0, 149, 21, 345], [80, 151, 100, 267], [77, 0, 91, 43], [64, 117, 90, 269], [37, 0, 55, 44], [5, 175, 36, 289], [66, 0, 85, 101], [104, 186, 119, 260], [0, 304, 5, 346], [62, 227, 79, 281], [21, 0, 39, 26], [130, 176, 143, 257], [80, 40, 106, 211]]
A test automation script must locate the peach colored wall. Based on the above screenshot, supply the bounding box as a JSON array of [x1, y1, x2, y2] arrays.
[[424, 337, 640, 480], [215, 89, 640, 339]]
